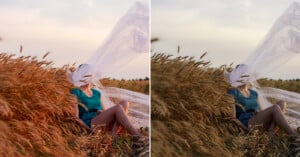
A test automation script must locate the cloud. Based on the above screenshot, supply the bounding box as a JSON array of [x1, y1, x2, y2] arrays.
[[152, 0, 300, 79], [0, 0, 149, 79], [0, 0, 139, 25]]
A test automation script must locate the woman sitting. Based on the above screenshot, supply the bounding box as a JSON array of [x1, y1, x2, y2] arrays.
[[70, 64, 142, 139], [228, 83, 296, 136], [228, 65, 297, 136]]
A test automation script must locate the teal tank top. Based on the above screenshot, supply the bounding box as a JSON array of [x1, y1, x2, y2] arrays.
[[228, 88, 260, 127], [228, 88, 260, 111], [71, 88, 103, 127], [71, 88, 103, 111]]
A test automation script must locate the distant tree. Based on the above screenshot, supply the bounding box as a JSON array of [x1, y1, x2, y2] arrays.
[[144, 77, 149, 81]]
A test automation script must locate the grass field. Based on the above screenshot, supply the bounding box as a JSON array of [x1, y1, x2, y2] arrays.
[[0, 52, 149, 157], [258, 79, 300, 130], [101, 78, 149, 95], [151, 53, 299, 157]]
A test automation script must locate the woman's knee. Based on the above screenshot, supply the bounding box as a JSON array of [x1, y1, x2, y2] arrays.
[[119, 100, 129, 113], [272, 104, 283, 114], [276, 100, 287, 113], [114, 104, 125, 112]]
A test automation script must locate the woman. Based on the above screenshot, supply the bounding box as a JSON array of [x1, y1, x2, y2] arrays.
[[228, 81, 297, 136], [70, 64, 142, 139]]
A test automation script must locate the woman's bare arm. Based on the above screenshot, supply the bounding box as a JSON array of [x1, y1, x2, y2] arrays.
[[231, 102, 236, 117], [72, 104, 91, 130], [257, 96, 263, 111], [73, 104, 79, 118], [230, 103, 249, 132], [100, 97, 106, 110], [96, 97, 106, 115]]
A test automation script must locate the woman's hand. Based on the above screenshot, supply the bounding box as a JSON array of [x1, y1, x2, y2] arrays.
[[225, 117, 249, 132], [97, 110, 102, 115], [74, 118, 90, 130], [231, 118, 250, 132]]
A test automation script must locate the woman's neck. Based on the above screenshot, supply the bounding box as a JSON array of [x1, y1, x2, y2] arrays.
[[80, 84, 93, 97], [238, 85, 250, 97], [80, 84, 92, 92], [239, 86, 249, 92]]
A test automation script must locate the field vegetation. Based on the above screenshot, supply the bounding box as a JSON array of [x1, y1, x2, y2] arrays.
[[0, 52, 148, 157], [151, 53, 299, 157]]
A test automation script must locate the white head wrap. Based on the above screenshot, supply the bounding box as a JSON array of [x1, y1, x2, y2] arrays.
[[70, 64, 93, 87], [228, 64, 256, 87]]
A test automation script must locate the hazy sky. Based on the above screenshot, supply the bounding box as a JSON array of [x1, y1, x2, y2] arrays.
[[152, 0, 300, 79], [0, 0, 149, 79]]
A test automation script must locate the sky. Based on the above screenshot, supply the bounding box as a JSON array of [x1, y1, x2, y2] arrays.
[[152, 0, 300, 79], [0, 0, 149, 79]]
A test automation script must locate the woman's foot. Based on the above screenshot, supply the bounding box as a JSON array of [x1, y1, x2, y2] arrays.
[[132, 127, 149, 144], [140, 126, 149, 136]]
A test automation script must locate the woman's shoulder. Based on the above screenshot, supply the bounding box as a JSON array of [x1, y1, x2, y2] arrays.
[[249, 89, 258, 97], [91, 88, 102, 96], [70, 88, 81, 96], [228, 88, 239, 96]]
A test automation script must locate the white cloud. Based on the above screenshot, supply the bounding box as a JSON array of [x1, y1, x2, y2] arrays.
[[0, 0, 149, 79], [152, 0, 300, 79]]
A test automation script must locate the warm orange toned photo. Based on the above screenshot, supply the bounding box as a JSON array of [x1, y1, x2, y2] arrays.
[[0, 0, 150, 156]]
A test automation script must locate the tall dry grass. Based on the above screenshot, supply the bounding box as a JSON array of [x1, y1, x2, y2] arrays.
[[151, 53, 297, 157], [101, 78, 149, 94], [0, 52, 146, 157], [259, 78, 300, 94]]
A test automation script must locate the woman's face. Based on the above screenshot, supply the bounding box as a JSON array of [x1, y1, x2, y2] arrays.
[[80, 83, 91, 89], [238, 83, 250, 89], [245, 83, 251, 88]]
